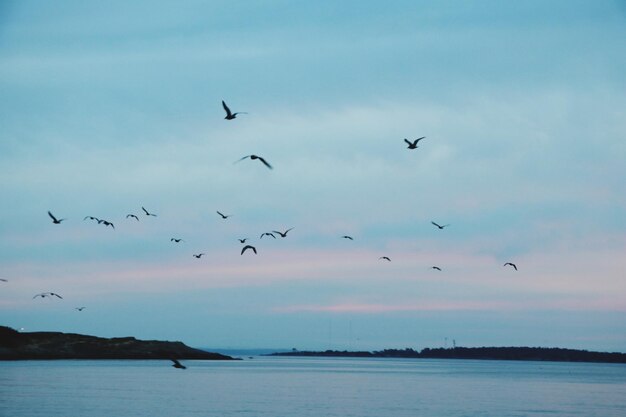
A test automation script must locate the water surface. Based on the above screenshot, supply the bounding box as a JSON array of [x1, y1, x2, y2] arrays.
[[1, 357, 625, 417]]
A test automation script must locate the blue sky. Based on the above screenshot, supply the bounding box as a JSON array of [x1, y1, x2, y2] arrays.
[[1, 0, 625, 352]]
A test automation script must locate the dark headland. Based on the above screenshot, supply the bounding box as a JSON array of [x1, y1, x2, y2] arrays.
[[0, 326, 235, 360], [269, 347, 626, 364]]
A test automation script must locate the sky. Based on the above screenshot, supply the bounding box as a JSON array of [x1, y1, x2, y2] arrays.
[[1, 0, 625, 352]]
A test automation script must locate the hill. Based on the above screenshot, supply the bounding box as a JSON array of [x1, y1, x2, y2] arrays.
[[0, 326, 235, 360]]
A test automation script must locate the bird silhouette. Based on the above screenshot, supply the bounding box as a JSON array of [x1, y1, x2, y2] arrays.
[[260, 232, 276, 239], [193, 253, 205, 258], [0, 278, 8, 282], [235, 155, 273, 169], [222, 100, 247, 120], [341, 235, 354, 240], [126, 214, 139, 221], [75, 307, 86, 311], [504, 262, 518, 271], [33, 292, 63, 299], [170, 238, 184, 243], [431, 266, 442, 271], [431, 221, 450, 230], [379, 256, 391, 262], [98, 220, 115, 229], [404, 137, 425, 149], [216, 211, 231, 219], [142, 207, 157, 217], [241, 245, 257, 255], [84, 216, 100, 222], [273, 228, 294, 238], [171, 359, 186, 369], [238, 238, 248, 243], [48, 211, 65, 224]]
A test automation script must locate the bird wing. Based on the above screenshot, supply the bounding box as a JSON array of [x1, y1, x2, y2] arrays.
[[222, 100, 233, 117], [234, 155, 251, 164], [48, 211, 58, 222], [431, 221, 441, 228], [404, 138, 412, 145], [52, 293, 63, 298], [415, 136, 425, 143], [142, 207, 149, 215], [257, 156, 273, 169]]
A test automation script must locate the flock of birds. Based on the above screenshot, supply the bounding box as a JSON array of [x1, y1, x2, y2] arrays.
[[4, 100, 520, 369]]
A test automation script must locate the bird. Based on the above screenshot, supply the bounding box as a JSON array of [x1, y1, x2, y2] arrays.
[[84, 216, 100, 222], [504, 262, 518, 271], [222, 100, 247, 120], [341, 235, 354, 240], [238, 238, 248, 244], [404, 137, 425, 149], [260, 232, 276, 239], [48, 211, 65, 224], [170, 238, 184, 243], [431, 221, 450, 230], [379, 256, 391, 262], [170, 359, 186, 369], [241, 245, 257, 255], [216, 211, 231, 219], [431, 266, 442, 271], [126, 214, 139, 221], [75, 307, 86, 311], [193, 253, 205, 258], [142, 206, 157, 217], [0, 278, 7, 282], [235, 155, 273, 169], [33, 292, 63, 299], [98, 220, 115, 229], [273, 228, 294, 238]]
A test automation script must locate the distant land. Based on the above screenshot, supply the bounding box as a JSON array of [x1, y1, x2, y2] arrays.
[[269, 347, 626, 364], [0, 326, 235, 360]]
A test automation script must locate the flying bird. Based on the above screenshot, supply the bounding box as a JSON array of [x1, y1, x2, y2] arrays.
[[431, 266, 442, 271], [379, 256, 391, 262], [126, 214, 139, 221], [235, 155, 273, 169], [75, 307, 86, 311], [98, 220, 115, 229], [193, 253, 205, 258], [273, 228, 294, 238], [0, 278, 8, 282], [33, 292, 63, 299], [504, 262, 518, 271], [170, 238, 184, 243], [341, 235, 354, 240], [216, 211, 231, 219], [238, 238, 248, 244], [84, 216, 100, 222], [48, 211, 65, 224], [171, 359, 186, 369], [142, 207, 157, 217], [260, 232, 276, 239], [431, 221, 450, 230], [222, 100, 247, 120], [404, 137, 425, 149], [241, 245, 257, 255]]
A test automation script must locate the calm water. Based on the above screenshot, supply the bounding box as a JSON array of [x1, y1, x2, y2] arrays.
[[1, 356, 625, 417]]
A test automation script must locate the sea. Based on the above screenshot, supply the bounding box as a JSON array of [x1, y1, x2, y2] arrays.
[[1, 356, 625, 417]]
